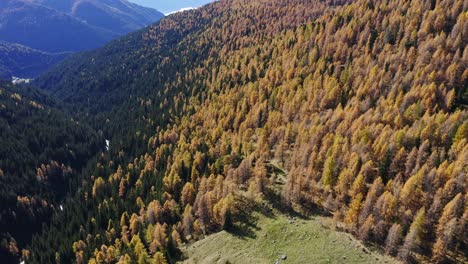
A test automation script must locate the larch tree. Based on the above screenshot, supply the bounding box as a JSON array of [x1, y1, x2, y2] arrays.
[[385, 223, 403, 256], [398, 208, 426, 261], [152, 252, 167, 264], [345, 193, 363, 230]]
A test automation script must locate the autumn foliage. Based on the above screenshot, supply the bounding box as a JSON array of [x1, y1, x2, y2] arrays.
[[27, 0, 467, 263]]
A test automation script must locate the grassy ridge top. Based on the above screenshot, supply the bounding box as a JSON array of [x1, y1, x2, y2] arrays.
[[180, 211, 398, 264]]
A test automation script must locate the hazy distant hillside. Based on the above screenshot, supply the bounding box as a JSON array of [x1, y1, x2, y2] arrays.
[[0, 0, 163, 79], [40, 0, 165, 35], [0, 41, 69, 79], [0, 0, 164, 53], [0, 0, 116, 53]]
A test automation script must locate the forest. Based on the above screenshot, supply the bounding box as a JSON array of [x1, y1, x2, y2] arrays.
[[0, 81, 103, 262], [0, 0, 467, 263]]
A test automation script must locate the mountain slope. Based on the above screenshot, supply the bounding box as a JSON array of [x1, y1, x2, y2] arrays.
[[29, 0, 467, 263], [0, 81, 103, 262], [0, 41, 70, 79], [34, 0, 336, 143]]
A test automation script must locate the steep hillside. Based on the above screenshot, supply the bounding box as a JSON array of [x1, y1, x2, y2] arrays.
[[0, 41, 70, 79], [0, 81, 103, 262], [29, 0, 467, 263]]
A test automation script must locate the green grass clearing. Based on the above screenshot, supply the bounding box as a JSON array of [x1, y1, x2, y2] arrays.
[[179, 211, 400, 264]]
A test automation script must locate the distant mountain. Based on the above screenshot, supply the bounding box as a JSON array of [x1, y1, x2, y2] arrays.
[[39, 0, 165, 36], [0, 0, 163, 79], [0, 41, 70, 79], [0, 0, 164, 53]]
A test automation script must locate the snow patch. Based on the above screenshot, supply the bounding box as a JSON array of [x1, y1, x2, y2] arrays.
[[11, 76, 32, 84], [165, 7, 196, 15]]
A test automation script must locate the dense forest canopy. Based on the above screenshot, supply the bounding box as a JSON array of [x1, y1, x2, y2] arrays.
[[4, 0, 467, 263], [0, 81, 103, 262]]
